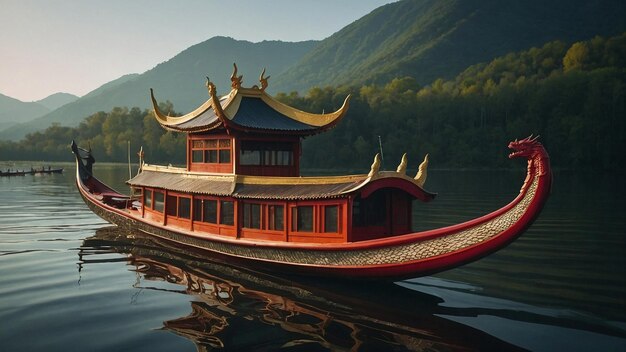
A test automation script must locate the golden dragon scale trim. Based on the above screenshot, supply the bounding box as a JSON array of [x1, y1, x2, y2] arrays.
[[81, 176, 536, 268]]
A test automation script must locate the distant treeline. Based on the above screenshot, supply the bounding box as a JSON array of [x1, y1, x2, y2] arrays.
[[1, 33, 624, 170], [0, 102, 186, 164]]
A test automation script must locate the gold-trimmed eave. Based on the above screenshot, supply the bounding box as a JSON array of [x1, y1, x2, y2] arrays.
[[150, 84, 350, 134], [224, 87, 351, 128], [150, 87, 236, 132], [257, 88, 351, 128], [213, 88, 351, 136]]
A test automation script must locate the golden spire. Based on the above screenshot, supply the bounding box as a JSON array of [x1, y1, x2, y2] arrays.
[[230, 63, 242, 89], [396, 153, 407, 174], [414, 154, 429, 187], [368, 153, 381, 177], [259, 68, 270, 91], [206, 77, 227, 121], [206, 77, 216, 96]]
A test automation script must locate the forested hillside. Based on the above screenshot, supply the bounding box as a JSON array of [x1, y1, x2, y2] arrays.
[[289, 33, 626, 171], [273, 0, 626, 93], [0, 33, 624, 171]]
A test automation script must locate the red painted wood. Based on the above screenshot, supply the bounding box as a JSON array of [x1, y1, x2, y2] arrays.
[[73, 137, 552, 280]]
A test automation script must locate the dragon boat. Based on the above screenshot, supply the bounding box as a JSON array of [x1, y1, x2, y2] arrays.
[[72, 64, 552, 280]]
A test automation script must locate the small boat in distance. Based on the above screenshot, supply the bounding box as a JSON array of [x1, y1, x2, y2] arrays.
[[0, 166, 63, 177], [71, 64, 552, 280], [31, 166, 64, 175]]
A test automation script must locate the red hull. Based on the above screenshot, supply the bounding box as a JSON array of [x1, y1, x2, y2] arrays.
[[72, 137, 551, 280]]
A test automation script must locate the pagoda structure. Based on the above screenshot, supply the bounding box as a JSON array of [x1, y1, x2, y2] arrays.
[[127, 64, 434, 244]]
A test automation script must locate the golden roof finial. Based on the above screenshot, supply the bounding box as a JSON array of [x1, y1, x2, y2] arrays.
[[414, 154, 429, 187], [259, 68, 270, 91], [368, 153, 381, 177], [205, 76, 212, 95], [396, 153, 408, 174], [230, 63, 242, 89], [205, 77, 227, 121], [206, 77, 217, 96]]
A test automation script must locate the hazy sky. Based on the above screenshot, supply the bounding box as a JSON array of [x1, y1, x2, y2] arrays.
[[0, 0, 395, 102]]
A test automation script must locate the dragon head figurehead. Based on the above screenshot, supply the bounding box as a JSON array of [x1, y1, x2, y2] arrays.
[[508, 135, 545, 160]]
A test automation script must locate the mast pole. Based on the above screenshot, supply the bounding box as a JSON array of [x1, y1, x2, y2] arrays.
[[127, 140, 132, 179], [378, 135, 385, 168]]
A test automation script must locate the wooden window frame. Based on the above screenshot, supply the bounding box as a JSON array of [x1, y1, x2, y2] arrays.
[[153, 190, 165, 213], [242, 202, 262, 229], [322, 204, 340, 234], [193, 198, 218, 224], [290, 205, 315, 233], [266, 204, 285, 231], [239, 140, 294, 166], [219, 200, 235, 226], [165, 193, 192, 220], [190, 138, 232, 164]]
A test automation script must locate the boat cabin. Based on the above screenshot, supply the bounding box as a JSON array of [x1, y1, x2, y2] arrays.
[[128, 64, 434, 244]]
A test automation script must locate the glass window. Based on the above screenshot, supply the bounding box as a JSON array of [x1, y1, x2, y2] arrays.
[[243, 203, 261, 229], [193, 199, 202, 221], [264, 150, 273, 165], [277, 151, 292, 166], [324, 205, 339, 233], [268, 205, 284, 231], [292, 206, 313, 232], [240, 150, 261, 165], [203, 199, 217, 223], [205, 150, 218, 163], [240, 141, 294, 166], [145, 189, 152, 208], [219, 150, 231, 164], [220, 201, 234, 226], [192, 150, 203, 163], [179, 197, 191, 219], [166, 195, 177, 216], [154, 191, 164, 213], [191, 138, 231, 165]]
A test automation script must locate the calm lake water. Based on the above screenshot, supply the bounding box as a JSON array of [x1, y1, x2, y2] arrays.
[[0, 161, 624, 351]]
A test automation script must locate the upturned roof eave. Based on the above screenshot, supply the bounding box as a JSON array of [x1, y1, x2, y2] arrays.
[[149, 78, 350, 135]]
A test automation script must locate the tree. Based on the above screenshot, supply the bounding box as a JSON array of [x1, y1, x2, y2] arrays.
[[563, 42, 590, 72]]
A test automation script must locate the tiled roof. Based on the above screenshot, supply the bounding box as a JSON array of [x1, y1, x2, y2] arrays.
[[128, 171, 235, 196], [229, 97, 317, 131], [128, 168, 436, 202], [151, 82, 349, 135]]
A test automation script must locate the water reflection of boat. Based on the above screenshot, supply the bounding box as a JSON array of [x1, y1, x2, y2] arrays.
[[71, 64, 552, 280], [79, 227, 526, 351]]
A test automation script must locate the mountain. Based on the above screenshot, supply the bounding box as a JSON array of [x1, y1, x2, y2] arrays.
[[0, 93, 50, 131], [0, 37, 316, 141], [0, 74, 140, 140], [80, 73, 139, 99], [272, 0, 626, 92], [35, 92, 79, 111]]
